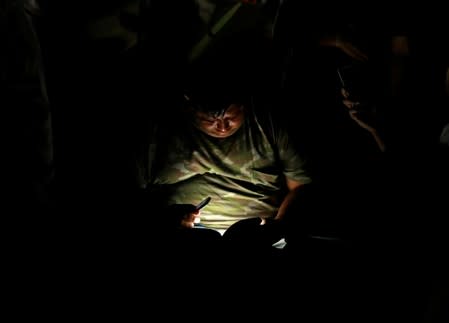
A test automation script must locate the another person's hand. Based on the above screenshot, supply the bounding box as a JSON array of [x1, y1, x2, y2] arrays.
[[166, 204, 200, 229], [341, 88, 386, 152], [341, 88, 377, 132]]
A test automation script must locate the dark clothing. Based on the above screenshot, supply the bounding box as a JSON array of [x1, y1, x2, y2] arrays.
[[2, 0, 54, 212]]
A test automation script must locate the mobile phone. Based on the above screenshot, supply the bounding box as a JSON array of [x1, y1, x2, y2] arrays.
[[195, 196, 211, 211]]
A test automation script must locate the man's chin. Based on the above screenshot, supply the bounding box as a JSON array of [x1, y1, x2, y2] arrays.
[[209, 132, 234, 138], [199, 127, 240, 138]]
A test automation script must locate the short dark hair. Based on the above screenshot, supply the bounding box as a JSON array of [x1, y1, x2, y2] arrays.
[[184, 85, 248, 115], [183, 63, 252, 115]]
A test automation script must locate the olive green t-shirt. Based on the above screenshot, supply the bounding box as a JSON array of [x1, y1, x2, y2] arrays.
[[148, 108, 311, 230]]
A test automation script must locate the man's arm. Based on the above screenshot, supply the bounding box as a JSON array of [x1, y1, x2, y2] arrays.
[[274, 177, 305, 221]]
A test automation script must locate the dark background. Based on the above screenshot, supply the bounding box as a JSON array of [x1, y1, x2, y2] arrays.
[[3, 1, 448, 321]]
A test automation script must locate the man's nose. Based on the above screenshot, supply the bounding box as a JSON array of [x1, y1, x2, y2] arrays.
[[216, 120, 230, 132]]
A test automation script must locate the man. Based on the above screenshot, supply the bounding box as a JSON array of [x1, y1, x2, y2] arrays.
[[136, 72, 311, 258]]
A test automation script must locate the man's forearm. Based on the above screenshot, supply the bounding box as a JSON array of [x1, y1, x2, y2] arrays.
[[275, 185, 304, 220]]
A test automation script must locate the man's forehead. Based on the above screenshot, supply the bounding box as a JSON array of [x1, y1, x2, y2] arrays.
[[195, 104, 243, 118]]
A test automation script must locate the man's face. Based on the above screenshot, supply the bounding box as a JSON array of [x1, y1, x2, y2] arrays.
[[193, 104, 245, 138]]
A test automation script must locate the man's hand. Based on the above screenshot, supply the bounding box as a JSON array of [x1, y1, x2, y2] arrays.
[[166, 204, 200, 229]]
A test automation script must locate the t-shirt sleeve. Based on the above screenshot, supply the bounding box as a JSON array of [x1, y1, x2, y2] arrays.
[[276, 125, 312, 185]]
